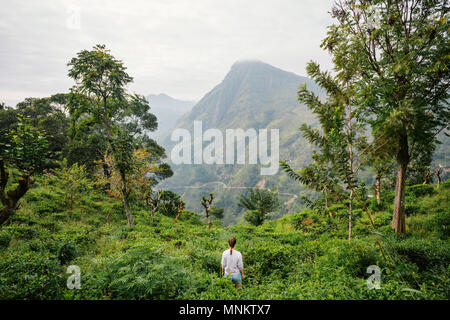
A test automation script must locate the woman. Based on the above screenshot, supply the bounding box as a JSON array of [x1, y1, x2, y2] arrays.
[[221, 236, 244, 289]]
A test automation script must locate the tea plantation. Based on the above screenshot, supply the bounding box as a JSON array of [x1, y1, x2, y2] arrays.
[[0, 175, 448, 300]]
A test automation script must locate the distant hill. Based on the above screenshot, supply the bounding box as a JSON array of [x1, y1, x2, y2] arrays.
[[158, 61, 326, 225], [146, 93, 195, 139]]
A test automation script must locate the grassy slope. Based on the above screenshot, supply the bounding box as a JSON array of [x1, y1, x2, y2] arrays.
[[0, 176, 449, 300]]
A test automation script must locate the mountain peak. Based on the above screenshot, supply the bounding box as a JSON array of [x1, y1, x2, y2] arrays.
[[230, 60, 282, 73], [225, 60, 308, 85], [231, 59, 267, 68]]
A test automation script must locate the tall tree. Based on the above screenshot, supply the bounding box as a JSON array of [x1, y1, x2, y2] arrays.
[[282, 59, 368, 240], [67, 45, 172, 226], [325, 0, 450, 233]]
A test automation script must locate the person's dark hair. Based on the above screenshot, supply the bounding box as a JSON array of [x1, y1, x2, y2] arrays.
[[228, 237, 236, 255]]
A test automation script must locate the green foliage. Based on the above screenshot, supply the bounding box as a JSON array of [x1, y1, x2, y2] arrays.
[[57, 241, 79, 265], [86, 245, 190, 299], [245, 243, 299, 279], [239, 188, 280, 226], [325, 0, 450, 233], [397, 239, 449, 269], [27, 188, 66, 216], [2, 114, 49, 173], [15, 94, 70, 165], [0, 168, 447, 300], [0, 230, 11, 248], [406, 184, 435, 198], [210, 207, 224, 219], [158, 190, 183, 217], [0, 251, 65, 299], [53, 161, 94, 210]]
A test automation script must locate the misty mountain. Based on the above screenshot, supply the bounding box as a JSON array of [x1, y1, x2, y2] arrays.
[[146, 93, 195, 139], [158, 61, 326, 225]]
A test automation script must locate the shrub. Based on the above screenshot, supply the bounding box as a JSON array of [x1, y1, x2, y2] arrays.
[[27, 188, 66, 216], [433, 210, 450, 239], [158, 191, 183, 217], [406, 184, 435, 198], [315, 239, 381, 278], [0, 251, 65, 299], [86, 245, 191, 299], [389, 238, 450, 271], [0, 230, 11, 248], [8, 225, 43, 240], [189, 248, 221, 274], [57, 241, 79, 265], [440, 180, 450, 190], [405, 199, 422, 216], [244, 243, 299, 279]]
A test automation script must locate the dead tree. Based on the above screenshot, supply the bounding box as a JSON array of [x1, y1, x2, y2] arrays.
[[201, 192, 214, 229], [147, 190, 162, 222], [434, 167, 442, 189], [173, 198, 184, 224], [423, 170, 432, 185]]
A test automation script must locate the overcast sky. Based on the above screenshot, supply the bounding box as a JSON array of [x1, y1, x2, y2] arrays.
[[0, 0, 335, 106]]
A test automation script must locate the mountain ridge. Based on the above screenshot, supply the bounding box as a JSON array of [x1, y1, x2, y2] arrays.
[[159, 60, 324, 224]]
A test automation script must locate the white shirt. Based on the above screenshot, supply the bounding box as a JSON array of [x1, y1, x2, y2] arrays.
[[221, 249, 243, 276]]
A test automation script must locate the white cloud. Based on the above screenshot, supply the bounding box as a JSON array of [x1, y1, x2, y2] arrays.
[[0, 0, 335, 106]]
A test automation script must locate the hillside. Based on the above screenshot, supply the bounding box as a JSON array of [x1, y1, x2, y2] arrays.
[[158, 61, 450, 225], [0, 173, 448, 300], [159, 61, 325, 225]]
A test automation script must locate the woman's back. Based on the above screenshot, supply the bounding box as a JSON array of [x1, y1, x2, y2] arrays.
[[221, 249, 243, 275]]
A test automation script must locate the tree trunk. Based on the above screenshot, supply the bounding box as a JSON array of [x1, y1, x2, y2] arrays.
[[0, 172, 34, 226], [206, 208, 211, 229], [324, 188, 329, 212], [392, 135, 409, 233], [102, 159, 111, 191], [0, 207, 14, 226], [435, 168, 441, 189], [123, 196, 133, 227], [121, 178, 133, 227], [375, 175, 381, 205], [348, 189, 353, 240], [423, 171, 431, 185]]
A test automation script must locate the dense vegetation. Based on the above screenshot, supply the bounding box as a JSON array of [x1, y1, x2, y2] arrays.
[[0, 174, 448, 299], [0, 0, 448, 301]]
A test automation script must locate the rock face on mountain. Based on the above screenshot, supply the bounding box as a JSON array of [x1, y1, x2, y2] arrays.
[[158, 61, 325, 225]]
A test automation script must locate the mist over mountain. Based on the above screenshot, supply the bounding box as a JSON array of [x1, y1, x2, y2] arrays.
[[146, 93, 195, 139], [158, 61, 326, 225]]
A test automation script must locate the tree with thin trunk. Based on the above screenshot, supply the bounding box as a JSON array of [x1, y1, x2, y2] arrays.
[[434, 166, 442, 188], [325, 1, 450, 233], [282, 59, 368, 240], [201, 193, 214, 229], [173, 198, 184, 224], [423, 168, 432, 185], [369, 149, 395, 205], [67, 45, 171, 226], [148, 190, 162, 222]]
